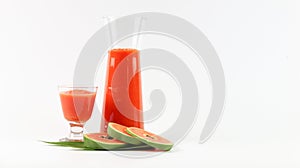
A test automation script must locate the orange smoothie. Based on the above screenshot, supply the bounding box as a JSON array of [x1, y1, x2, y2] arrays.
[[101, 48, 144, 131], [60, 90, 96, 123]]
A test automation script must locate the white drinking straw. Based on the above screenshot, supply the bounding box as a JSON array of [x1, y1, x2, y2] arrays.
[[132, 16, 145, 49], [103, 16, 114, 49]]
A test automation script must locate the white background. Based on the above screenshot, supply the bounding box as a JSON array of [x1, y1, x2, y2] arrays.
[[0, 0, 298, 167]]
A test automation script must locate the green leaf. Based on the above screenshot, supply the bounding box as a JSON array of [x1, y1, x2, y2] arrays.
[[42, 141, 86, 149], [41, 140, 154, 151]]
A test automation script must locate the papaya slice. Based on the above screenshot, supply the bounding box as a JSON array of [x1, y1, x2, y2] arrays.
[[107, 122, 143, 145], [84, 133, 127, 150], [126, 127, 173, 151]]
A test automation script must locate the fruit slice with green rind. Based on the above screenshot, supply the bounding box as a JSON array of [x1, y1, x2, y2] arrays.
[[126, 127, 173, 151], [107, 122, 143, 145], [84, 133, 127, 150]]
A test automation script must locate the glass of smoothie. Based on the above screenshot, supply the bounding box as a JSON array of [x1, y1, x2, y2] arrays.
[[100, 48, 144, 132], [100, 16, 145, 131], [58, 85, 97, 141]]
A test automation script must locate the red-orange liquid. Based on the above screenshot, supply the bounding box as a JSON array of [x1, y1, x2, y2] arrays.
[[101, 48, 144, 132], [60, 90, 96, 123]]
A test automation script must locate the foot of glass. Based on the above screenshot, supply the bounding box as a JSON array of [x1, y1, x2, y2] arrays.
[[59, 122, 84, 142]]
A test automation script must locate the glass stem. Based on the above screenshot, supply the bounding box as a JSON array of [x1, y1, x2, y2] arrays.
[[69, 123, 84, 141]]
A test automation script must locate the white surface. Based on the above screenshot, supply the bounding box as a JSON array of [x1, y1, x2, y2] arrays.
[[1, 140, 299, 167], [0, 0, 298, 167]]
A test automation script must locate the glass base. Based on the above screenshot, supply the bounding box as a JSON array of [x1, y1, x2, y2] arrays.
[[60, 122, 84, 142]]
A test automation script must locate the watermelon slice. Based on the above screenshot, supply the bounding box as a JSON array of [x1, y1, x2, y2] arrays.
[[84, 133, 127, 150], [107, 122, 143, 145], [126, 127, 173, 151]]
